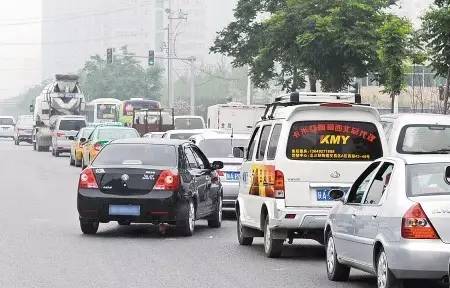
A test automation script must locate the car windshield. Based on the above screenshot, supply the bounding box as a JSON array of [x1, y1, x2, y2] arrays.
[[198, 139, 249, 158], [0, 118, 14, 125], [80, 128, 95, 139], [97, 104, 117, 120], [93, 144, 177, 167], [98, 128, 139, 141], [175, 118, 204, 129], [170, 133, 196, 140], [59, 120, 86, 131], [399, 125, 450, 154], [407, 163, 450, 196], [18, 118, 33, 127], [286, 121, 383, 161]]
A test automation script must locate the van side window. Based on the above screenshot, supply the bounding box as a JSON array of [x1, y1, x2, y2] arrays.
[[256, 125, 272, 161], [364, 163, 394, 205], [267, 124, 282, 160], [246, 127, 260, 161], [347, 162, 380, 204]]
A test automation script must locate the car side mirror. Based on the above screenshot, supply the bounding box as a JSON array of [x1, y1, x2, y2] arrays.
[[79, 138, 87, 143], [68, 136, 75, 141], [211, 161, 224, 170], [233, 147, 245, 158], [329, 189, 345, 201]]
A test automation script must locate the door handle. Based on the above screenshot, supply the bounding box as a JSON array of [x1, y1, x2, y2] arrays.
[[372, 215, 378, 219]]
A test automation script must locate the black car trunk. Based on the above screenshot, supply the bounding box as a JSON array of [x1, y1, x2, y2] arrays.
[[94, 168, 162, 196]]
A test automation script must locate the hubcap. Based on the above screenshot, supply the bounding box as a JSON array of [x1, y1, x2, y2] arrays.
[[377, 252, 388, 288], [188, 202, 195, 232], [264, 221, 271, 252], [327, 237, 336, 273]]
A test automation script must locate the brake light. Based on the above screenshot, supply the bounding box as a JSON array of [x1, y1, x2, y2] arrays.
[[216, 170, 224, 177], [56, 132, 65, 137], [402, 203, 439, 239], [93, 142, 103, 151], [320, 103, 352, 108], [274, 170, 285, 199], [78, 168, 98, 189], [154, 170, 180, 191]]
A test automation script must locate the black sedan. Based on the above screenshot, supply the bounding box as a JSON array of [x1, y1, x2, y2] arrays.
[[77, 138, 224, 236]]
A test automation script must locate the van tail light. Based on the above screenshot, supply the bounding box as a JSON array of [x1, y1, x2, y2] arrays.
[[56, 131, 65, 137], [78, 168, 98, 189], [274, 170, 285, 199], [154, 170, 180, 191], [93, 142, 103, 151], [402, 203, 439, 239]]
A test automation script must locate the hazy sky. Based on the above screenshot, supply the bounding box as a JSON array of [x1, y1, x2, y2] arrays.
[[0, 0, 41, 100]]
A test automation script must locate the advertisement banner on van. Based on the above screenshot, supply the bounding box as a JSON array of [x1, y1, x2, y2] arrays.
[[287, 121, 383, 161], [249, 164, 276, 197]]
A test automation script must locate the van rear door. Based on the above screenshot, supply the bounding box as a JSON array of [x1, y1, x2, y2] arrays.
[[281, 117, 385, 207]]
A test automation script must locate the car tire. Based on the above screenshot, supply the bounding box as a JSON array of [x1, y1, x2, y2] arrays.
[[376, 248, 400, 288], [14, 138, 19, 145], [176, 199, 195, 237], [237, 210, 253, 246], [208, 195, 222, 228], [69, 154, 75, 166], [263, 216, 283, 258], [75, 157, 82, 167], [80, 219, 99, 235], [33, 142, 36, 151], [326, 231, 350, 281]]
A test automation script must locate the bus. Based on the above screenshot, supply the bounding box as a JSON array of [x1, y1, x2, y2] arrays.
[[119, 98, 161, 126], [85, 98, 122, 124]]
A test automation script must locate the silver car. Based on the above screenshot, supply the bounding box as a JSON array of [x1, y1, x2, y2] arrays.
[[190, 132, 250, 210], [51, 116, 87, 157], [325, 156, 450, 288]]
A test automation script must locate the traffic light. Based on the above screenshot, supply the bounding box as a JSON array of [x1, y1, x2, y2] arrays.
[[107, 48, 113, 64], [148, 50, 155, 66]]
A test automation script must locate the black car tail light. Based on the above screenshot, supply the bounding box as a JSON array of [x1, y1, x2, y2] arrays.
[[154, 170, 180, 191], [78, 168, 99, 189]]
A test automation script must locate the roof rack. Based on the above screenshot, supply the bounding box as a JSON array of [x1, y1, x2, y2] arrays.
[[262, 91, 364, 120]]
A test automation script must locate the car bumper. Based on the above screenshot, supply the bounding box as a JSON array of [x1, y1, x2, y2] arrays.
[[77, 189, 179, 224], [17, 134, 32, 141], [54, 140, 72, 152], [222, 182, 239, 209], [270, 200, 331, 230], [387, 240, 450, 279]]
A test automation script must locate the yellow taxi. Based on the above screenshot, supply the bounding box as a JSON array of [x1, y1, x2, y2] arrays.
[[81, 126, 140, 169], [69, 127, 95, 167]]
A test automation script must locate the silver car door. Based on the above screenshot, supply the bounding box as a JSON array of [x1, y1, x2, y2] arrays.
[[354, 162, 394, 268], [335, 162, 381, 263]]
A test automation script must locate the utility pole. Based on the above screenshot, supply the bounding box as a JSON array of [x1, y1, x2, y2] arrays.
[[189, 57, 196, 115], [246, 66, 252, 105]]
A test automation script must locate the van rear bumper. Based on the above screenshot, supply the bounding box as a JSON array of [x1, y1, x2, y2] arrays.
[[270, 203, 331, 230]]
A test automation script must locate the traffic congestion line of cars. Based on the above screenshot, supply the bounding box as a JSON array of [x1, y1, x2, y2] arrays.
[[8, 90, 450, 288]]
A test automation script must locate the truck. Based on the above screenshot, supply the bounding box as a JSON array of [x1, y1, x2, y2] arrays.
[[31, 75, 86, 152], [207, 102, 266, 134]]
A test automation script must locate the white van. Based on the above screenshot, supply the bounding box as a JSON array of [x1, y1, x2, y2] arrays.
[[235, 92, 388, 258], [381, 113, 450, 156]]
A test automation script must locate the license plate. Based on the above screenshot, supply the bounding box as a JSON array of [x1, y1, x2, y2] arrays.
[[225, 172, 240, 181], [109, 205, 140, 216], [316, 188, 349, 201]]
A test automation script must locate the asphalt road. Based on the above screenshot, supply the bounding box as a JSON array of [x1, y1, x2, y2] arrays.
[[0, 139, 443, 288]]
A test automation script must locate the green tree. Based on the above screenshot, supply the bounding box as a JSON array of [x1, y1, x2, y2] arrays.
[[422, 1, 450, 113], [211, 0, 397, 92], [376, 16, 413, 112], [79, 47, 164, 101]]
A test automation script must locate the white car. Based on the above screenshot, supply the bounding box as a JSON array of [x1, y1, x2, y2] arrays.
[[51, 116, 87, 157], [0, 116, 15, 139], [190, 132, 250, 210], [325, 155, 450, 288], [236, 92, 388, 258], [162, 129, 220, 140], [381, 113, 450, 156]]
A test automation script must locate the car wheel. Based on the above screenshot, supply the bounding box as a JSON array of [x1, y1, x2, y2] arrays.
[[80, 219, 99, 235], [69, 154, 75, 166], [263, 216, 283, 258], [208, 195, 222, 228], [75, 157, 82, 167], [14, 138, 19, 145], [377, 248, 399, 288], [326, 231, 350, 281], [176, 200, 195, 237], [33, 142, 36, 151], [237, 210, 253, 246]]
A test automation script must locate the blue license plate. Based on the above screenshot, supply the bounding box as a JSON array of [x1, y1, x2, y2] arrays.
[[225, 172, 240, 181], [109, 205, 140, 216], [316, 188, 348, 201]]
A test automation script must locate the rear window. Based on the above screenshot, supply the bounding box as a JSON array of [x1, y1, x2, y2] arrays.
[[98, 128, 139, 140], [18, 118, 34, 127], [93, 144, 177, 167], [407, 163, 450, 196], [59, 120, 86, 131], [0, 118, 14, 125], [175, 118, 204, 129], [198, 139, 249, 158], [286, 121, 383, 161], [398, 125, 450, 154]]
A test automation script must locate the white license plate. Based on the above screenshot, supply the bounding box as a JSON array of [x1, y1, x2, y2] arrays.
[[109, 205, 140, 216]]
